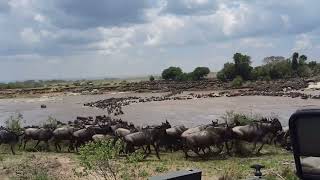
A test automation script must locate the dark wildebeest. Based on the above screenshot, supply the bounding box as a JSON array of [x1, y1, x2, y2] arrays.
[[275, 126, 291, 150], [22, 127, 54, 150], [73, 125, 111, 151], [231, 118, 282, 153], [123, 121, 171, 159], [0, 127, 22, 154], [160, 125, 188, 151], [52, 126, 78, 152], [182, 125, 234, 159]]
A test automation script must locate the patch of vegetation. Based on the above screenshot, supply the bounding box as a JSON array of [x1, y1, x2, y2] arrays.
[[161, 66, 210, 81], [78, 140, 122, 180], [149, 75, 155, 81], [221, 110, 257, 126], [126, 150, 145, 163], [231, 76, 244, 88], [5, 113, 24, 133], [218, 52, 319, 82], [42, 116, 59, 129]]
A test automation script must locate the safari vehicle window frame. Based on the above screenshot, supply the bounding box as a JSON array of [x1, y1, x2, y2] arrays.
[[289, 108, 320, 179]]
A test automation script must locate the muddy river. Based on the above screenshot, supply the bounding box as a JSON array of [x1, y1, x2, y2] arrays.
[[0, 91, 320, 127]]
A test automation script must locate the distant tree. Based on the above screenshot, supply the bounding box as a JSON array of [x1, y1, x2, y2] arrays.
[[297, 65, 312, 77], [149, 75, 155, 81], [263, 56, 285, 64], [308, 61, 317, 69], [233, 53, 253, 80], [299, 54, 307, 66], [161, 67, 183, 80], [191, 67, 210, 80], [176, 73, 192, 81], [231, 76, 244, 88], [217, 62, 236, 81], [292, 52, 299, 71]]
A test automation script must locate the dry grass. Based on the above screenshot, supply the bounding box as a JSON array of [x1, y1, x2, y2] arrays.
[[0, 143, 296, 180]]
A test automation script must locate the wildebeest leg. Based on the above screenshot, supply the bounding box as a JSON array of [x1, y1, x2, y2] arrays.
[[34, 140, 41, 149], [45, 140, 50, 151], [11, 144, 16, 155], [23, 138, 29, 150], [251, 141, 257, 153], [143, 144, 151, 159], [225, 141, 231, 155], [153, 143, 160, 160], [257, 142, 266, 154], [54, 139, 60, 152]]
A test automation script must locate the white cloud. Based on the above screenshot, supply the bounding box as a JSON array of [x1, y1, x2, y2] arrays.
[[293, 34, 313, 51], [34, 14, 46, 23], [20, 28, 40, 44]]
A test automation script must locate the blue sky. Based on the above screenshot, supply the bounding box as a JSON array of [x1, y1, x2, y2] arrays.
[[0, 0, 320, 81]]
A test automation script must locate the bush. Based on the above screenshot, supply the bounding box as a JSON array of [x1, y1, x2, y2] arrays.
[[217, 63, 236, 81], [191, 67, 210, 80], [78, 140, 122, 180], [126, 150, 144, 163], [5, 113, 24, 133], [176, 72, 192, 81], [161, 67, 183, 80], [231, 76, 243, 88], [221, 111, 256, 126], [149, 75, 155, 81], [43, 116, 58, 129]]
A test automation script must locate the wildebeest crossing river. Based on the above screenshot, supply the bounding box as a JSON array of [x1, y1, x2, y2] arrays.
[[1, 91, 320, 127]]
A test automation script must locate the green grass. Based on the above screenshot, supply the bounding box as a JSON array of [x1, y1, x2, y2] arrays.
[[0, 143, 296, 180]]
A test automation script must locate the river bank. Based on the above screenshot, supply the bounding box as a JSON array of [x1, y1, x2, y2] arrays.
[[0, 78, 311, 99]]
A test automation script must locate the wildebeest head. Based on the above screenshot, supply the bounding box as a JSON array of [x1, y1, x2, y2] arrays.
[[161, 120, 171, 129], [270, 118, 282, 133]]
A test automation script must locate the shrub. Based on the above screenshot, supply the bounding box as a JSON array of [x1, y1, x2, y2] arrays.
[[43, 116, 58, 129], [192, 67, 210, 80], [126, 150, 144, 163], [161, 67, 183, 80], [221, 111, 256, 126], [149, 75, 155, 81], [231, 76, 243, 88], [78, 140, 122, 180], [5, 113, 24, 133]]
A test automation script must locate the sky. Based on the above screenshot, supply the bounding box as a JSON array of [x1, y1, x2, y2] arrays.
[[0, 0, 320, 82]]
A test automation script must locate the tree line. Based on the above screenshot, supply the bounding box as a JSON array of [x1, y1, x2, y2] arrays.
[[160, 67, 210, 81], [160, 52, 320, 83]]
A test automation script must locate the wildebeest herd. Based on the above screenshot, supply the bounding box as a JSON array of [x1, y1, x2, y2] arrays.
[[0, 115, 291, 159]]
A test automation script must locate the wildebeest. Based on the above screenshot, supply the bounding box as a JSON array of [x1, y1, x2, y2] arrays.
[[52, 126, 78, 152], [231, 118, 282, 153], [72, 125, 111, 151], [160, 125, 187, 151], [123, 121, 171, 159], [182, 125, 234, 159], [21, 127, 54, 150], [0, 127, 22, 154]]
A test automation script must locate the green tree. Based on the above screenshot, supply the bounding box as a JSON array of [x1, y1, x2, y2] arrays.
[[299, 55, 307, 65], [191, 67, 210, 80], [217, 63, 236, 81], [231, 76, 244, 88], [308, 61, 317, 69], [292, 52, 299, 71], [233, 53, 253, 80], [149, 75, 155, 81], [161, 67, 183, 80]]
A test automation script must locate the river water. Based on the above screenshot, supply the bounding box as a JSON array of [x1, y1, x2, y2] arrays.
[[0, 91, 320, 127]]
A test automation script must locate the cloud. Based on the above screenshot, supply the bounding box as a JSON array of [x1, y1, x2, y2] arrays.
[[20, 28, 41, 44], [0, 0, 320, 81], [293, 34, 313, 51]]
